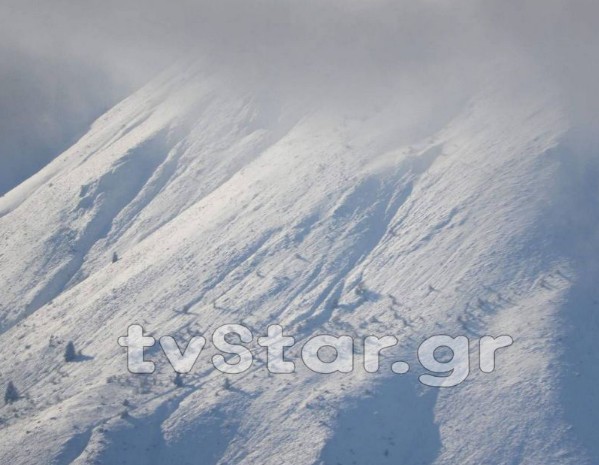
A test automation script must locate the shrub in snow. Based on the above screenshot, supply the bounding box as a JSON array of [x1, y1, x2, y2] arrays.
[[174, 374, 184, 388], [112, 252, 119, 263]]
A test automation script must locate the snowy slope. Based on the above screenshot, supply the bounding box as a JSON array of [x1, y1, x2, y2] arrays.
[[0, 61, 598, 465]]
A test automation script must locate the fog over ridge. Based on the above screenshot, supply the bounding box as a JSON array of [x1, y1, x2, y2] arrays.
[[0, 0, 596, 195]]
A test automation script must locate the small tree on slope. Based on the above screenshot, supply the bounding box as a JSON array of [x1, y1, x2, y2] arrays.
[[4, 382, 19, 404], [65, 341, 77, 362]]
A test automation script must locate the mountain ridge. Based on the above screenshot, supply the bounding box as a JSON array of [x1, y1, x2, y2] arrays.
[[0, 62, 597, 464]]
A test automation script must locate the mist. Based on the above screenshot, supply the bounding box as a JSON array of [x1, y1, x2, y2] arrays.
[[0, 0, 597, 195]]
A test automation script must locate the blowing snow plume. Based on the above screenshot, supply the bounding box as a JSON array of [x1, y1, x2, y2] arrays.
[[0, 1, 598, 465]]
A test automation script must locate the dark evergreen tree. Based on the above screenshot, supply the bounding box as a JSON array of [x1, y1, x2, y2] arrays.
[[4, 382, 19, 404], [65, 341, 77, 362], [112, 252, 119, 263]]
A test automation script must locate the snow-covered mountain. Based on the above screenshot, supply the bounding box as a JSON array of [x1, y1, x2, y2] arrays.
[[0, 59, 598, 465]]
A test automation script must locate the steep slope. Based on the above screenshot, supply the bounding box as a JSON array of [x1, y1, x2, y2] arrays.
[[0, 63, 597, 465]]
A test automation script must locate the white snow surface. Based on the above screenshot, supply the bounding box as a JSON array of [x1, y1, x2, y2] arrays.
[[0, 62, 598, 465]]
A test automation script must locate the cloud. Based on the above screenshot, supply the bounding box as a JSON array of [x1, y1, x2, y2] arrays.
[[0, 0, 597, 193]]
